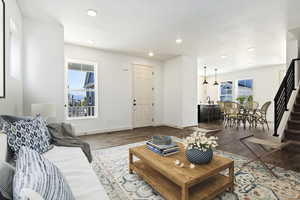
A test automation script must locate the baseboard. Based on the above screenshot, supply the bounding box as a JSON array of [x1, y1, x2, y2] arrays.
[[76, 126, 133, 136], [182, 123, 199, 129], [159, 123, 184, 129], [75, 123, 198, 136]]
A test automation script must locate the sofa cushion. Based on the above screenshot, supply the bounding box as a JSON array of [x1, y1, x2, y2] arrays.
[[0, 132, 7, 162], [0, 161, 14, 200], [5, 116, 51, 154], [13, 147, 75, 200], [43, 146, 109, 200]]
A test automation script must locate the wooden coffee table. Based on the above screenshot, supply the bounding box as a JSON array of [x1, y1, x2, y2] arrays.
[[129, 143, 234, 200]]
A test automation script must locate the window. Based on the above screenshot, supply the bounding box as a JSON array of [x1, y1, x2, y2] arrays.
[[9, 18, 21, 80], [220, 81, 233, 102], [237, 79, 253, 99], [66, 60, 98, 119]]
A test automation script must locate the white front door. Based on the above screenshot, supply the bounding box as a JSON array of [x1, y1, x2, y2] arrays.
[[133, 64, 154, 128]]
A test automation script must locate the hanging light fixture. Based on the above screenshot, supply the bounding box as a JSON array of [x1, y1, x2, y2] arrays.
[[203, 66, 208, 85], [213, 68, 219, 86]]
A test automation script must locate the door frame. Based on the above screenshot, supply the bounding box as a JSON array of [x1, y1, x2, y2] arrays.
[[131, 63, 154, 128]]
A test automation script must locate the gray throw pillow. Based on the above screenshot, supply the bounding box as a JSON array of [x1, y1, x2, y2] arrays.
[[0, 115, 33, 124], [0, 117, 9, 132], [13, 147, 75, 200], [5, 116, 52, 154], [0, 192, 9, 200], [0, 161, 15, 200]]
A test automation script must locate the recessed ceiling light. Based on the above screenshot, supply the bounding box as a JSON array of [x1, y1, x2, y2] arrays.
[[87, 9, 97, 17], [176, 38, 183, 44], [87, 40, 94, 45], [148, 52, 154, 57], [221, 55, 227, 59], [248, 47, 255, 52]]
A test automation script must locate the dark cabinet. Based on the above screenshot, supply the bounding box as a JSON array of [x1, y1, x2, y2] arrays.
[[198, 104, 221, 123]]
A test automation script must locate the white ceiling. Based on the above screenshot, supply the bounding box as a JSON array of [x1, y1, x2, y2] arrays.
[[17, 0, 300, 75]]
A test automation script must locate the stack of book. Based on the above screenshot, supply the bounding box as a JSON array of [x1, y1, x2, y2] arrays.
[[146, 139, 179, 157]]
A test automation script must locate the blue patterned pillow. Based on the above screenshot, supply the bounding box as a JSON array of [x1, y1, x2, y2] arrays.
[[5, 116, 51, 154], [13, 147, 75, 200]]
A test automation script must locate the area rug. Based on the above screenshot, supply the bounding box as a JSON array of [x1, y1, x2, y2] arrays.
[[91, 142, 300, 200]]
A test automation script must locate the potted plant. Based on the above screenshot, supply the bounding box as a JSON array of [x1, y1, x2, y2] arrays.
[[183, 131, 218, 164], [236, 96, 247, 105], [247, 95, 253, 103]]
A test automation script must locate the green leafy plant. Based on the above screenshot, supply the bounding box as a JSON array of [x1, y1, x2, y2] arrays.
[[236, 96, 247, 104], [247, 95, 253, 102]]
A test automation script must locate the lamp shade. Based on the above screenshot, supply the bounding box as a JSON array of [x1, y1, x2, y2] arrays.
[[31, 103, 57, 119]]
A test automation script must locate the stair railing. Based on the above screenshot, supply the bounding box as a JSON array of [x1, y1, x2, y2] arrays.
[[274, 58, 300, 136]]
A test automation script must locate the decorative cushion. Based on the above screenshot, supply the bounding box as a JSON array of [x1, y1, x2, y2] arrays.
[[5, 116, 52, 154], [0, 161, 15, 200], [13, 147, 75, 200]]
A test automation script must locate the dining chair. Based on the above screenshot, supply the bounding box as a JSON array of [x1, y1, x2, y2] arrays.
[[224, 102, 240, 128], [253, 101, 272, 130], [244, 101, 259, 128], [217, 101, 225, 120], [223, 102, 232, 127]]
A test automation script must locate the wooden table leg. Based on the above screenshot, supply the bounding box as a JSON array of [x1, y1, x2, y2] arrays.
[[181, 185, 189, 200], [229, 162, 234, 193], [129, 150, 133, 174]]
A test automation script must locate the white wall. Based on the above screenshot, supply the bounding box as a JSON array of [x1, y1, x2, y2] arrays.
[[163, 57, 182, 127], [64, 43, 163, 135], [181, 56, 198, 127], [23, 18, 65, 121], [286, 39, 298, 66], [198, 64, 286, 122], [163, 56, 198, 128], [0, 0, 23, 116]]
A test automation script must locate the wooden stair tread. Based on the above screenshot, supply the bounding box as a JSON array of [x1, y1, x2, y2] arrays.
[[285, 129, 300, 134], [291, 111, 300, 115], [288, 120, 300, 124]]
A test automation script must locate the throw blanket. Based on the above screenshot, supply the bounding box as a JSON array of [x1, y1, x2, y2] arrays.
[[47, 123, 93, 163]]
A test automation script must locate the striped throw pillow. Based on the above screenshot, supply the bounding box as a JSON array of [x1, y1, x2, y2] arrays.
[[13, 147, 75, 200]]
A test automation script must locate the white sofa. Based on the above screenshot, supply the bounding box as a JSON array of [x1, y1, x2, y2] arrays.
[[0, 132, 109, 200]]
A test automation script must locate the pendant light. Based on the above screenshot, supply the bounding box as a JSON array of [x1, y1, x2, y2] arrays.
[[203, 66, 208, 85], [213, 68, 219, 86]]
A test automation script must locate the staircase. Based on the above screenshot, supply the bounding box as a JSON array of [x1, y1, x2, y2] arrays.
[[285, 99, 300, 141], [274, 58, 300, 140]]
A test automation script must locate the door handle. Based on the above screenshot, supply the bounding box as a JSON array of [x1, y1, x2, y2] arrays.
[[133, 103, 137, 106]]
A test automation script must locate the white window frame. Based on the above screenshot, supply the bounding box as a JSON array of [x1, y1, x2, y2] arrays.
[[219, 80, 234, 102], [235, 78, 254, 99], [65, 58, 98, 120]]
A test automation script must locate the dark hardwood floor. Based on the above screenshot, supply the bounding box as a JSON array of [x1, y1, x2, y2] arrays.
[[80, 121, 300, 172]]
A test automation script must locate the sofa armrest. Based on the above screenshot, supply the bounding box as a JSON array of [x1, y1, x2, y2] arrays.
[[0, 132, 7, 162]]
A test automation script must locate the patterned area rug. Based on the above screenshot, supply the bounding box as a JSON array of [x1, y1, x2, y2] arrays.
[[91, 142, 300, 200]]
